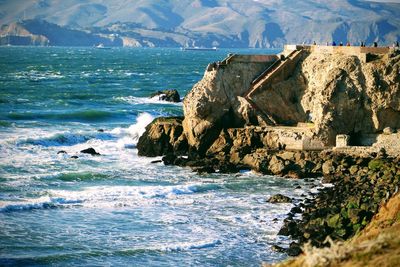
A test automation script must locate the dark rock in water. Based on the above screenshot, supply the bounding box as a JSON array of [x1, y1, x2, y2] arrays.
[[70, 155, 79, 159], [271, 244, 286, 253], [278, 220, 299, 236], [162, 153, 177, 165], [218, 162, 239, 173], [291, 206, 302, 213], [150, 89, 180, 102], [285, 170, 303, 179], [268, 194, 292, 203], [80, 147, 100, 156], [150, 160, 162, 164], [57, 150, 67, 154], [193, 165, 215, 174], [287, 242, 302, 256], [97, 129, 104, 132]]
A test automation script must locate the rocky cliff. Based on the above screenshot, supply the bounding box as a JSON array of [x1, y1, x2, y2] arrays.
[[252, 50, 400, 144], [182, 48, 400, 153], [182, 55, 276, 154], [136, 46, 400, 266]]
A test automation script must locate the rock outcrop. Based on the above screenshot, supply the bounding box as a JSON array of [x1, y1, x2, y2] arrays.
[[137, 117, 187, 157], [150, 89, 181, 102], [182, 55, 277, 154], [182, 48, 400, 153]]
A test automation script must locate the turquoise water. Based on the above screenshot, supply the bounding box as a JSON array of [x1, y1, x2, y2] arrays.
[[0, 46, 313, 266]]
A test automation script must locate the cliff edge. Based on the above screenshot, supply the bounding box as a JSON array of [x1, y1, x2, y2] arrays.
[[182, 46, 400, 153]]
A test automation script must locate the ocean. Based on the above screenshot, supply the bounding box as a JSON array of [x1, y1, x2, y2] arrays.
[[0, 46, 318, 266]]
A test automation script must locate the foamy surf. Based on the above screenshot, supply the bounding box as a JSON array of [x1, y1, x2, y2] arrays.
[[114, 96, 183, 106], [0, 183, 218, 212], [111, 112, 154, 147], [157, 239, 222, 252]]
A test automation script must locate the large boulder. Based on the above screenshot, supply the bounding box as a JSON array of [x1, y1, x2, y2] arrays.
[[150, 89, 181, 102], [137, 117, 188, 157], [182, 57, 275, 154]]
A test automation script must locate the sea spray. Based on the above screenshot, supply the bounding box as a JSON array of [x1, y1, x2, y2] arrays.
[[112, 112, 154, 148]]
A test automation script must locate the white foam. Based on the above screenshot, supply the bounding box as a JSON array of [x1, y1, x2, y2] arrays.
[[0, 183, 207, 212], [111, 112, 154, 147], [114, 96, 183, 106], [159, 239, 222, 252], [14, 70, 64, 81], [0, 196, 83, 212]]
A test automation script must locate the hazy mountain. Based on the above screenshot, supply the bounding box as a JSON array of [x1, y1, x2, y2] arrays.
[[0, 0, 399, 47]]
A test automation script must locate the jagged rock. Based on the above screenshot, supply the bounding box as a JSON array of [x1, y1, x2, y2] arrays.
[[183, 49, 400, 150], [193, 165, 215, 174], [286, 243, 302, 256], [137, 117, 188, 157], [269, 155, 286, 175], [322, 159, 335, 175], [291, 206, 302, 213], [182, 57, 274, 154], [80, 147, 100, 156], [271, 244, 286, 253], [383, 127, 394, 134], [162, 153, 177, 165], [70, 155, 79, 159], [150, 89, 180, 102], [268, 194, 292, 203]]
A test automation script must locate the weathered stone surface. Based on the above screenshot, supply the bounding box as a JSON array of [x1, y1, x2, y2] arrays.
[[183, 49, 400, 150], [137, 117, 188, 157], [268, 194, 292, 203], [269, 155, 286, 175], [383, 127, 394, 134], [150, 89, 180, 102], [322, 159, 335, 175], [182, 57, 274, 154]]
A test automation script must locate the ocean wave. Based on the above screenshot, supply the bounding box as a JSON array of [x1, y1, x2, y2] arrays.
[[114, 96, 183, 106], [111, 112, 154, 147], [0, 197, 83, 212], [20, 131, 114, 147], [52, 172, 109, 182], [13, 70, 64, 81], [157, 239, 222, 252], [7, 110, 122, 122], [0, 239, 222, 264], [0, 183, 219, 212], [0, 120, 13, 127]]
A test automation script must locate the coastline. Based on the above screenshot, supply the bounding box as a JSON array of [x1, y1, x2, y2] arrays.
[[137, 45, 400, 265]]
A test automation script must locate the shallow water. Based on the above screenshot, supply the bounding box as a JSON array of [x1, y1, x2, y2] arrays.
[[0, 46, 319, 266]]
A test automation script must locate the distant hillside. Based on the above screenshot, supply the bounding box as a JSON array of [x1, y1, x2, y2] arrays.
[[0, 0, 399, 47]]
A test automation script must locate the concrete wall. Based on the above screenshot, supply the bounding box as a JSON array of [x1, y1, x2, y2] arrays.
[[262, 126, 326, 151], [285, 45, 393, 57]]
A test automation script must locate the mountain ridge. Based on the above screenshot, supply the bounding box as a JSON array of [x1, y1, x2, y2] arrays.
[[0, 0, 399, 47]]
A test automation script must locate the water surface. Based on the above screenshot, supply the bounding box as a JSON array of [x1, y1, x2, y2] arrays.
[[0, 46, 317, 266]]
